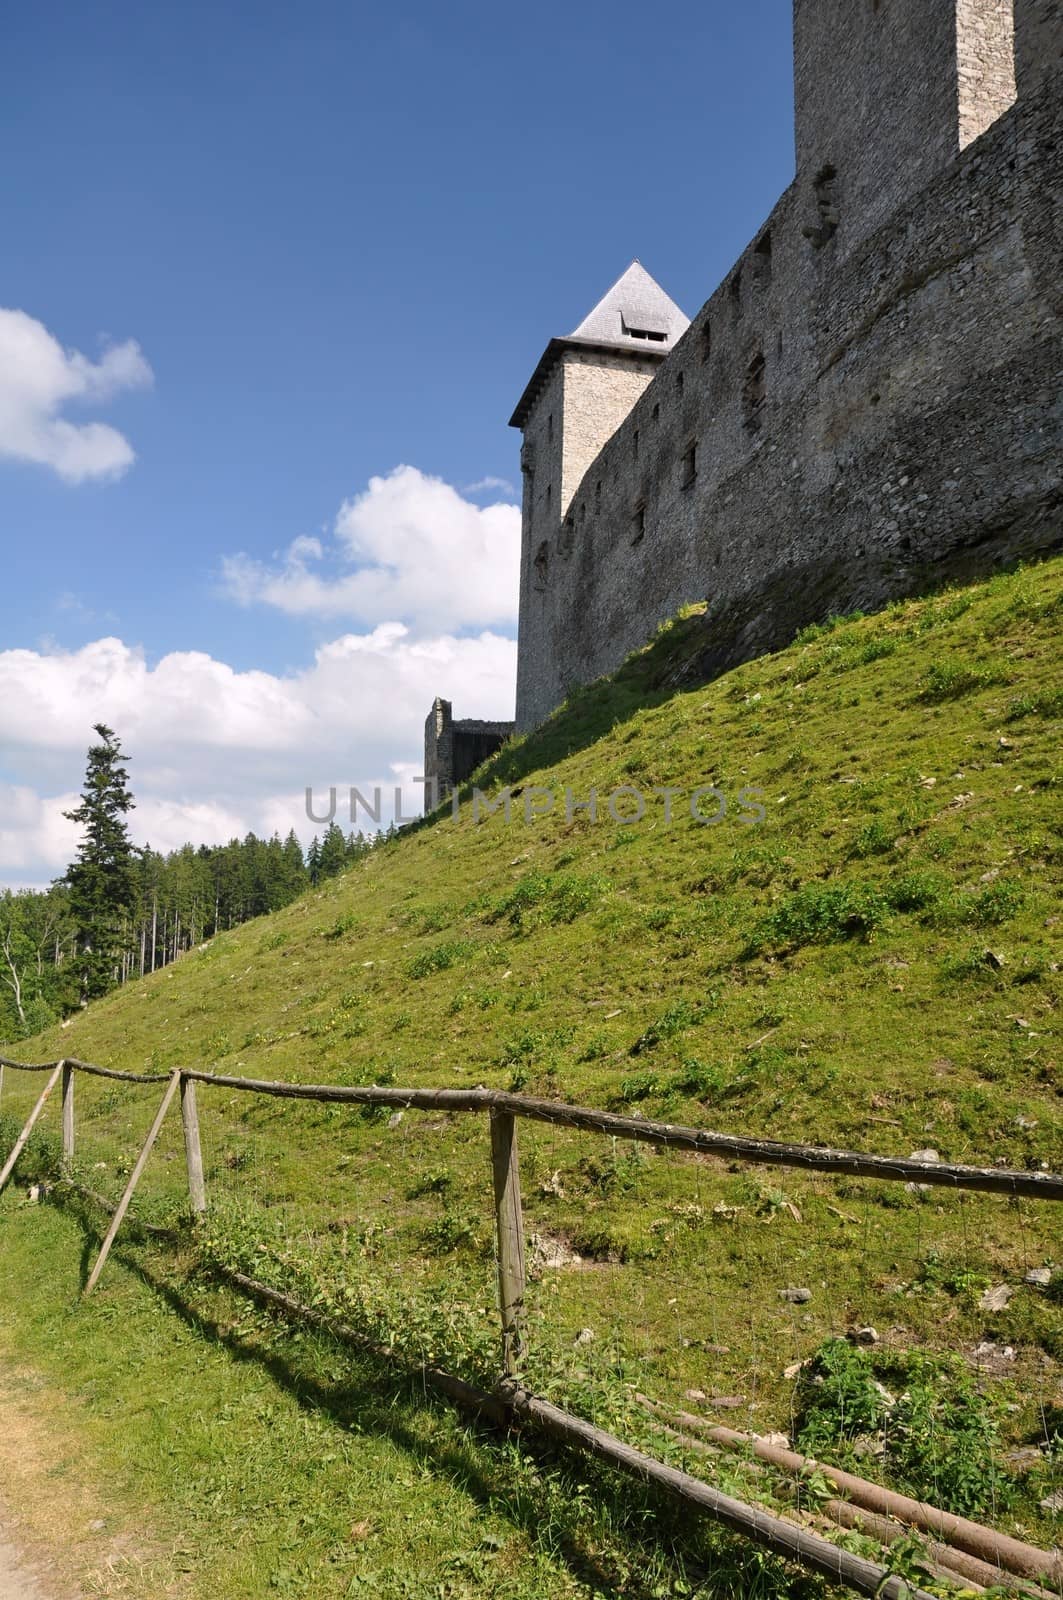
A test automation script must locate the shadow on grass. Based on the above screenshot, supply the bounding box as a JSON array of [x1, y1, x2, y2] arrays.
[[413, 547, 1053, 830], [47, 1188, 805, 1600], [414, 607, 713, 827]]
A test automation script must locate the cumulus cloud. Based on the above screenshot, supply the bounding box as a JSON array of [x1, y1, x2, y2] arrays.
[[0, 786, 80, 880], [464, 475, 516, 497], [0, 308, 153, 483], [0, 626, 516, 888], [221, 465, 520, 634]]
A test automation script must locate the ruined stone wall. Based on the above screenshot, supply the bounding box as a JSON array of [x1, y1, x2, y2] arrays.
[[515, 72, 1063, 731], [424, 698, 514, 807], [424, 698, 453, 809]]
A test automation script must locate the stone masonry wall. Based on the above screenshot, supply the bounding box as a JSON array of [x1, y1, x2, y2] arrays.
[[793, 0, 962, 259], [515, 67, 1063, 731], [424, 698, 514, 807], [957, 0, 1018, 148], [515, 350, 660, 728], [560, 353, 661, 511]]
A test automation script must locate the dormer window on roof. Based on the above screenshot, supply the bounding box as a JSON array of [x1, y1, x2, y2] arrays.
[[509, 260, 690, 430], [621, 311, 669, 343]]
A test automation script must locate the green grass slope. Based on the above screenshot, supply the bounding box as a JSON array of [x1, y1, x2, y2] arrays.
[[19, 557, 1062, 1156], [2, 557, 1062, 1598]]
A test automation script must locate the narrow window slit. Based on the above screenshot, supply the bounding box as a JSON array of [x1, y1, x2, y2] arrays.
[[743, 351, 767, 433]]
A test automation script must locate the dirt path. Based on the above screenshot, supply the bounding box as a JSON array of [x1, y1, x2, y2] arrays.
[[0, 1531, 64, 1600], [0, 1366, 137, 1600]]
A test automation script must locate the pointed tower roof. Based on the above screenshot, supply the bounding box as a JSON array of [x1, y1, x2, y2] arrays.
[[569, 261, 689, 347], [509, 261, 689, 429]]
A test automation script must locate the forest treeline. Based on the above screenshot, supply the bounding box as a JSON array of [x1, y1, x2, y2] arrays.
[[1, 727, 380, 1040]]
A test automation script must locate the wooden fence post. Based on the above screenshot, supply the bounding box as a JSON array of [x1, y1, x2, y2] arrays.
[[84, 1071, 181, 1296], [61, 1061, 75, 1170], [490, 1108, 526, 1375], [0, 1061, 64, 1195], [179, 1074, 207, 1216]]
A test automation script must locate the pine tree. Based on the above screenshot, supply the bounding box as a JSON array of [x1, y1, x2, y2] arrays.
[[281, 830, 308, 899], [318, 821, 348, 880], [63, 724, 138, 1000]]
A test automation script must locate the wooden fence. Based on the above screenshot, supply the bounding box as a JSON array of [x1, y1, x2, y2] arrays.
[[2, 1049, 1061, 1600]]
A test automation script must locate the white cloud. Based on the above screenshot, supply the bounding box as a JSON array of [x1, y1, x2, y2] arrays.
[[0, 308, 153, 483], [0, 786, 80, 881], [464, 475, 516, 497], [221, 465, 520, 634], [0, 626, 517, 888]]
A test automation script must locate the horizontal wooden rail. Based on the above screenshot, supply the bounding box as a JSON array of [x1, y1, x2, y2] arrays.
[[680, 1414, 1062, 1586], [0, 1054, 61, 1073], [498, 1382, 935, 1600], [221, 1263, 934, 1600], [1, 1053, 1061, 1201], [3, 1044, 1055, 1597], [0, 1053, 169, 1085], [175, 1072, 1063, 1201]]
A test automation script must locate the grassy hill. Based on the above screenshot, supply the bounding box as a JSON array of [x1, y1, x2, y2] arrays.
[[1, 556, 1061, 1599]]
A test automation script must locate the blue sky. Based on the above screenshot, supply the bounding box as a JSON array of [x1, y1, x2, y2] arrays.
[[0, 0, 796, 885]]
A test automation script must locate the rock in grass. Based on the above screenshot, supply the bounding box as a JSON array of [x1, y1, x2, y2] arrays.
[[979, 1283, 1013, 1312], [1024, 1267, 1052, 1287], [779, 1287, 812, 1304], [530, 1232, 580, 1269]]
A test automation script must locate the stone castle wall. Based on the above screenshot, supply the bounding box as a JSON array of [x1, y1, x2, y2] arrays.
[[515, 20, 1062, 731], [424, 698, 514, 806], [515, 349, 662, 726]]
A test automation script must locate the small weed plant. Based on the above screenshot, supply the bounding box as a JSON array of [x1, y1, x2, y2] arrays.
[[795, 1339, 1013, 1518]]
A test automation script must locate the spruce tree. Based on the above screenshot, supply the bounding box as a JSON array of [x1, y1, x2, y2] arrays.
[[318, 821, 348, 880], [63, 724, 138, 1000], [281, 830, 308, 898]]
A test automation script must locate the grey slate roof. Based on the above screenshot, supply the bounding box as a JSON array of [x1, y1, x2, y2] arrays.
[[569, 260, 689, 347], [509, 261, 690, 429]]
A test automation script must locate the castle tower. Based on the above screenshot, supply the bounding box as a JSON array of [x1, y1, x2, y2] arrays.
[[509, 262, 689, 729], [1015, 0, 1063, 92], [794, 0, 1018, 253]]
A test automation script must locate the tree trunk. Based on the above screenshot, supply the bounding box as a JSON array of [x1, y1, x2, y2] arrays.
[[0, 935, 26, 1028]]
